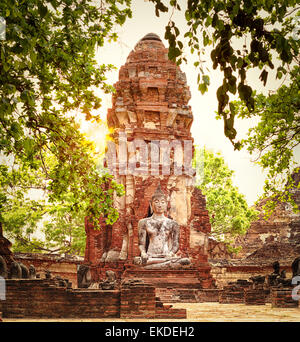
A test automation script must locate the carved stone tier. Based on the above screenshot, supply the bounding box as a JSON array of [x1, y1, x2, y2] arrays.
[[122, 266, 212, 288], [107, 33, 193, 134], [121, 265, 214, 302]]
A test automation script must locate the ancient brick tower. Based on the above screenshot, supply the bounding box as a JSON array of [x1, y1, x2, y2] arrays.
[[84, 33, 215, 297]]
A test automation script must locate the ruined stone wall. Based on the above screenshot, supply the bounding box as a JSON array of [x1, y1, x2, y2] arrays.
[[271, 288, 299, 308], [234, 200, 297, 259], [14, 252, 82, 288], [1, 279, 120, 318], [122, 267, 208, 302], [234, 168, 300, 262], [0, 278, 186, 319], [120, 280, 186, 319], [207, 168, 300, 288], [210, 263, 293, 289], [206, 239, 233, 260]]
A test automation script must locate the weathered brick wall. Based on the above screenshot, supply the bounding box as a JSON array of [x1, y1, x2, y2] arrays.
[[120, 281, 156, 318], [14, 253, 82, 288], [120, 280, 186, 319], [155, 301, 187, 319], [210, 263, 293, 289], [0, 278, 186, 319], [244, 289, 267, 305], [234, 168, 300, 261], [219, 288, 245, 304], [1, 279, 120, 318], [218, 280, 253, 305], [122, 267, 213, 303], [205, 169, 300, 276], [196, 289, 220, 302], [271, 288, 299, 308], [207, 239, 233, 260]]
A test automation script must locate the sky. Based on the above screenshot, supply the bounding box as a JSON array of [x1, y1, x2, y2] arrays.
[[81, 0, 300, 206]]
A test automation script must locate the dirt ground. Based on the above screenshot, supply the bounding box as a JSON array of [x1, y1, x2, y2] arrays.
[[2, 302, 300, 322]]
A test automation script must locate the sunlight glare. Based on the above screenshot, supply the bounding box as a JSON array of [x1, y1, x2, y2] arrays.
[[78, 110, 112, 156]]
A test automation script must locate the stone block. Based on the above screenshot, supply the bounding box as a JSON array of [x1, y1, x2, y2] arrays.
[[271, 288, 299, 308], [244, 289, 266, 305]]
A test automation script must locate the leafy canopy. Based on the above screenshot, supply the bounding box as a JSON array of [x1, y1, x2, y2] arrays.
[[0, 148, 124, 255], [149, 0, 299, 149], [194, 147, 257, 249], [148, 0, 300, 211], [0, 0, 131, 243], [235, 65, 300, 215]]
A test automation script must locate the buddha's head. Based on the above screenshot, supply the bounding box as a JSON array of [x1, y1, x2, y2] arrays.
[[151, 184, 167, 215]]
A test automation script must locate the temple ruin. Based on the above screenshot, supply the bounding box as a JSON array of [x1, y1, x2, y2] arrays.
[[84, 33, 215, 301], [0, 34, 299, 319]]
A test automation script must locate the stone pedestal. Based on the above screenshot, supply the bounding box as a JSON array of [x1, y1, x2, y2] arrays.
[[122, 265, 213, 302]]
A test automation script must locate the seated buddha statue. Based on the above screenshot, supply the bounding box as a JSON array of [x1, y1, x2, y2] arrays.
[[136, 185, 190, 269]]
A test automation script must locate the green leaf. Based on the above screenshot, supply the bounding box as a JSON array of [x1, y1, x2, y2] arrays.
[[38, 5, 48, 18], [203, 75, 210, 86], [198, 83, 207, 94]]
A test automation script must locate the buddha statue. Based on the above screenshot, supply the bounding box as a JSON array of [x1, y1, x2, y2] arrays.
[[136, 185, 190, 269]]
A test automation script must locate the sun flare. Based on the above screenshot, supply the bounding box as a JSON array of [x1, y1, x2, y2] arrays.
[[78, 114, 112, 156]]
